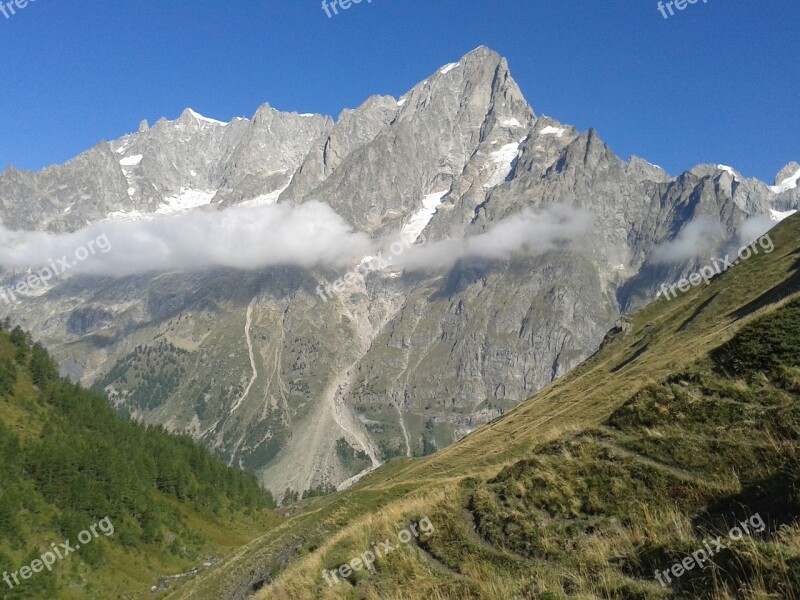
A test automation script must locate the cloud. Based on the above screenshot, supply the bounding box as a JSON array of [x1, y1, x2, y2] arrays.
[[736, 215, 774, 246], [0, 201, 374, 277], [393, 204, 595, 271], [0, 201, 594, 282], [652, 216, 726, 264]]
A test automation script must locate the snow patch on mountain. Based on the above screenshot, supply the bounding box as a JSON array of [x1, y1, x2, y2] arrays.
[[119, 155, 143, 167], [483, 141, 522, 188], [187, 109, 228, 126], [157, 189, 216, 215], [119, 156, 143, 197], [439, 62, 459, 74], [770, 167, 800, 194], [539, 126, 566, 137], [402, 191, 448, 244], [717, 165, 739, 181], [770, 208, 797, 222], [106, 189, 216, 222]]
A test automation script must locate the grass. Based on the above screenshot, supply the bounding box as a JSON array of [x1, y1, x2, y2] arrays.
[[157, 213, 800, 599]]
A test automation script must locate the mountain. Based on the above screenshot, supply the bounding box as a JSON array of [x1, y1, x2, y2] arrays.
[[0, 106, 328, 231], [161, 210, 800, 600], [1, 47, 798, 500], [0, 322, 278, 599]]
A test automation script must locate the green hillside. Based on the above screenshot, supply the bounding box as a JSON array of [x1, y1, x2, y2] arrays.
[[163, 214, 800, 600], [0, 325, 280, 599]]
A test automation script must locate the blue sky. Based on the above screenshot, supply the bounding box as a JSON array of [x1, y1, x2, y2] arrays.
[[0, 0, 797, 182]]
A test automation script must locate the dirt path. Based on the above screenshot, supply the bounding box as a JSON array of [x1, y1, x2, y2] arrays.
[[461, 495, 531, 562], [595, 439, 707, 485], [410, 538, 465, 580]]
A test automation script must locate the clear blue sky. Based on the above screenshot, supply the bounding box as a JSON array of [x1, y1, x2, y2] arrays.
[[0, 0, 797, 182]]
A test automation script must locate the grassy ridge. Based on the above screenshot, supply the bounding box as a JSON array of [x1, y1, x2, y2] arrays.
[[163, 213, 800, 600]]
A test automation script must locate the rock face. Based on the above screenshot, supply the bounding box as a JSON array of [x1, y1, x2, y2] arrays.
[[1, 47, 797, 501], [0, 106, 328, 231]]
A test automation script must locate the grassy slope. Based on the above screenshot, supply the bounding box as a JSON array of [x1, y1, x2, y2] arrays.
[[166, 214, 800, 600], [0, 330, 282, 600]]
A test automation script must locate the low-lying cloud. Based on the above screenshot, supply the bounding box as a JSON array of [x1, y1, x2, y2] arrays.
[[0, 201, 594, 280], [652, 216, 726, 264], [736, 215, 774, 247], [0, 201, 373, 277], [393, 204, 595, 271]]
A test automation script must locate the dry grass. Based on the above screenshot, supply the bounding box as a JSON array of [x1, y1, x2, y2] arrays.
[[166, 216, 800, 599]]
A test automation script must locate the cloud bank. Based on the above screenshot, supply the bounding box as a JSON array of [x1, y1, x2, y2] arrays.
[[0, 201, 373, 277], [652, 216, 726, 264], [736, 215, 774, 247], [394, 204, 595, 271], [0, 202, 594, 280]]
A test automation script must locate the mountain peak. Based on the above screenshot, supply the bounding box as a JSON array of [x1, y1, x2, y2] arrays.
[[449, 45, 503, 74], [252, 102, 276, 123], [775, 161, 800, 185], [772, 162, 800, 194], [178, 108, 228, 127], [463, 45, 500, 60]]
